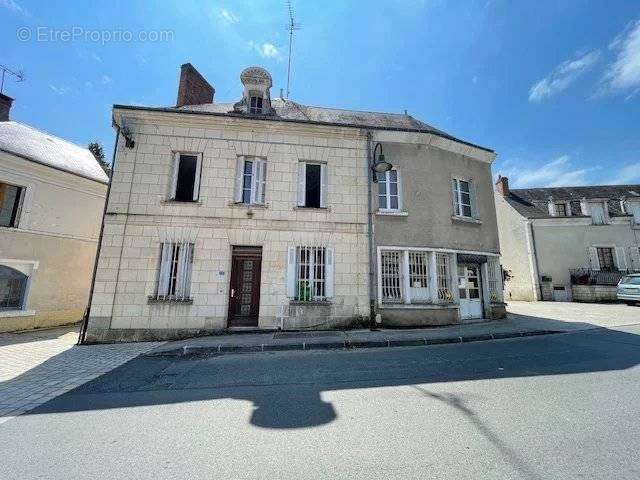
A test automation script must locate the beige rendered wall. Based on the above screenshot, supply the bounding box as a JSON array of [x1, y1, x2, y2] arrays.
[[373, 142, 500, 254], [86, 112, 370, 341], [494, 193, 537, 301], [0, 152, 107, 332]]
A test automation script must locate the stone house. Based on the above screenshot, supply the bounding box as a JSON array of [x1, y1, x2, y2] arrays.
[[0, 93, 109, 332], [494, 177, 640, 302], [83, 64, 504, 342]]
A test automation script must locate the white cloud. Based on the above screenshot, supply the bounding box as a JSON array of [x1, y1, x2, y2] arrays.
[[48, 84, 71, 96], [0, 0, 29, 16], [606, 162, 640, 184], [471, 76, 478, 84], [249, 41, 284, 61], [499, 155, 594, 188], [101, 75, 113, 85], [220, 8, 239, 24], [599, 20, 640, 98], [528, 50, 600, 102]]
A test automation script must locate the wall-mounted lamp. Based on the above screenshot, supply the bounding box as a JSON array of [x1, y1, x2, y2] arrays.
[[371, 142, 392, 182]]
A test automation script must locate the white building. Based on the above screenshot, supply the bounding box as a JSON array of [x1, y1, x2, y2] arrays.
[[494, 176, 640, 302], [0, 93, 109, 331]]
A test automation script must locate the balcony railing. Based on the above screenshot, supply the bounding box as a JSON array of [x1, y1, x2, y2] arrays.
[[569, 268, 627, 286]]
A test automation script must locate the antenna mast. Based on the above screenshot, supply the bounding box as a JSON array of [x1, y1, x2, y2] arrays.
[[0, 65, 25, 94], [285, 0, 301, 99]]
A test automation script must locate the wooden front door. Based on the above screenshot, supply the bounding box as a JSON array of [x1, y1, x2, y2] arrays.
[[227, 247, 262, 327]]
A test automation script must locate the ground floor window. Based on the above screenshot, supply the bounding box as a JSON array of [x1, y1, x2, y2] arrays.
[[380, 249, 454, 304], [287, 246, 334, 301], [155, 242, 194, 300], [596, 247, 615, 271], [0, 265, 28, 310], [486, 257, 504, 302]]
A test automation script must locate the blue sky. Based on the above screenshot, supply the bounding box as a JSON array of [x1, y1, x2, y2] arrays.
[[1, 0, 639, 187]]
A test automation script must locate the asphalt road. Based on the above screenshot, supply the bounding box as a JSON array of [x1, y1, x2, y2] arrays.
[[2, 325, 640, 480]]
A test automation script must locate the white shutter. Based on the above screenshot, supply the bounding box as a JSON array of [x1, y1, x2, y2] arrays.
[[320, 163, 328, 208], [297, 162, 306, 206], [192, 155, 202, 201], [629, 247, 640, 272], [396, 169, 403, 211], [256, 159, 266, 204], [580, 199, 590, 216], [547, 201, 557, 216], [234, 157, 244, 203], [175, 242, 188, 298], [171, 154, 180, 200], [183, 243, 193, 297], [158, 243, 172, 296], [469, 179, 479, 219], [287, 246, 297, 297], [615, 247, 627, 271], [325, 247, 335, 298], [250, 158, 258, 204], [588, 247, 600, 270], [451, 178, 459, 216]]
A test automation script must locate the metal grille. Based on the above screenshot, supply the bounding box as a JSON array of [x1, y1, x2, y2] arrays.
[[408, 251, 429, 301], [296, 246, 326, 301], [156, 241, 194, 300], [436, 253, 452, 302], [487, 257, 503, 302], [381, 250, 403, 302]]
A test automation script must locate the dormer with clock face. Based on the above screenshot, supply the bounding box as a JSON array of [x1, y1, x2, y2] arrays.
[[233, 66, 275, 115]]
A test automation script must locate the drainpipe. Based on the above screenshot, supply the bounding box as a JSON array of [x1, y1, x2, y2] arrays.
[[365, 130, 376, 327], [525, 220, 543, 301], [77, 123, 120, 345]]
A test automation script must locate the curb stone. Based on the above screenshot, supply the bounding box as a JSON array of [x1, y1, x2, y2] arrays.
[[148, 329, 563, 358]]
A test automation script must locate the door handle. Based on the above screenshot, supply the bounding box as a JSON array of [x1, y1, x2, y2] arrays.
[[231, 288, 235, 298]]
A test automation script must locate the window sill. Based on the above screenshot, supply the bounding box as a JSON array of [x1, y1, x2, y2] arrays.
[[289, 300, 332, 306], [378, 303, 457, 310], [0, 309, 36, 318], [452, 215, 482, 225], [228, 201, 269, 209], [376, 211, 408, 217], [147, 296, 193, 305], [293, 206, 330, 212], [161, 200, 202, 206]]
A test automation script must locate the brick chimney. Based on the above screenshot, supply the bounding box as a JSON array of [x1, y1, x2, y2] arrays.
[[176, 63, 214, 107], [0, 93, 14, 121], [495, 175, 509, 196]]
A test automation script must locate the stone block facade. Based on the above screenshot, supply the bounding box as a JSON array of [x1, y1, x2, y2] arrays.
[[571, 285, 618, 303], [85, 112, 370, 342]]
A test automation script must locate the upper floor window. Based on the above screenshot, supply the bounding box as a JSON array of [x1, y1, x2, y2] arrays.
[[171, 153, 202, 202], [623, 200, 640, 225], [234, 156, 266, 205], [297, 162, 327, 209], [377, 170, 401, 212], [555, 203, 567, 216], [588, 201, 609, 225], [249, 95, 263, 114], [0, 182, 23, 228], [452, 178, 476, 218]]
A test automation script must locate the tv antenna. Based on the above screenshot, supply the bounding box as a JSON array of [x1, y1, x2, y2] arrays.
[[285, 0, 301, 99], [0, 65, 25, 94]]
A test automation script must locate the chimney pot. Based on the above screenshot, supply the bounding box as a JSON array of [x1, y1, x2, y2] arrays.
[[0, 93, 14, 121], [495, 175, 509, 196], [176, 63, 214, 107]]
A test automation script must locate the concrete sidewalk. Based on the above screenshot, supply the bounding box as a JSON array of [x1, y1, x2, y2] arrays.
[[149, 310, 616, 357]]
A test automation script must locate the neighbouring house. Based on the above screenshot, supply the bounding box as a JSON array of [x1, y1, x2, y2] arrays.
[[82, 63, 504, 343], [0, 93, 109, 332], [494, 176, 640, 302]]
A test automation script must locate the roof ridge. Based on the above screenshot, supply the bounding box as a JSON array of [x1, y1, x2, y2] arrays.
[[511, 184, 640, 191]]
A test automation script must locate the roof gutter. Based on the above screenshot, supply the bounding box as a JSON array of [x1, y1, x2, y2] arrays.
[[112, 104, 495, 154]]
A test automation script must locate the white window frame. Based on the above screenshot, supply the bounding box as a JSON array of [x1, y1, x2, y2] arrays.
[[0, 259, 38, 315], [0, 181, 25, 228], [623, 199, 640, 225], [171, 152, 203, 202], [249, 95, 264, 114], [588, 245, 626, 271], [297, 161, 327, 209], [234, 156, 266, 205], [377, 169, 402, 212], [452, 177, 477, 219], [287, 246, 334, 301], [155, 242, 194, 300]]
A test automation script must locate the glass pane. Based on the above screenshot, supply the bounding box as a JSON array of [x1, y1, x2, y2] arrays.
[[376, 172, 385, 182], [0, 184, 21, 227], [459, 288, 467, 299], [0, 265, 27, 309], [244, 160, 253, 174], [390, 183, 398, 195], [462, 205, 472, 217], [390, 197, 398, 209], [461, 192, 471, 205], [378, 195, 387, 209], [389, 170, 398, 182], [378, 182, 387, 194], [459, 180, 470, 193]]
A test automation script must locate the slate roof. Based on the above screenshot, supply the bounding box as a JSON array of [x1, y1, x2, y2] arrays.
[[0, 121, 109, 184], [115, 98, 493, 153], [504, 184, 640, 218]]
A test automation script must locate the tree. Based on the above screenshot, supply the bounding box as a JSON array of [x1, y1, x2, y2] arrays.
[[88, 142, 110, 174]]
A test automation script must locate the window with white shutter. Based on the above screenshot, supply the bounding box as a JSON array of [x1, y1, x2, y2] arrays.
[[287, 246, 333, 301], [452, 178, 476, 218], [234, 156, 266, 205], [154, 242, 194, 300], [298, 162, 327, 208], [171, 153, 202, 202]]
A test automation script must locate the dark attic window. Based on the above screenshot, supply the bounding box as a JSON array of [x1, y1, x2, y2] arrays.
[[249, 95, 263, 114]]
